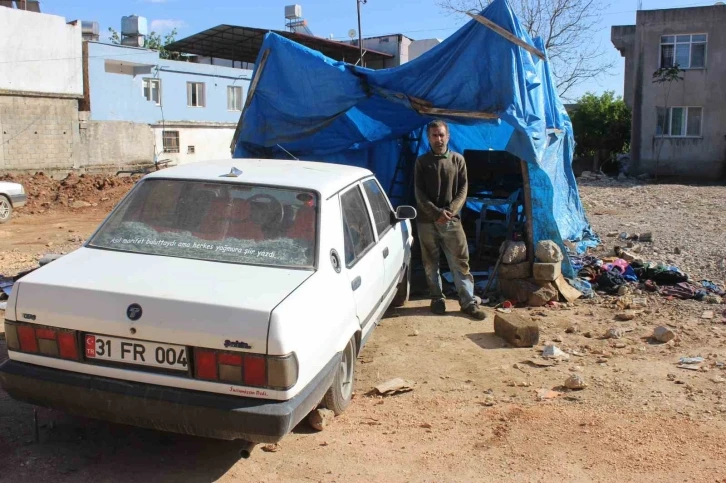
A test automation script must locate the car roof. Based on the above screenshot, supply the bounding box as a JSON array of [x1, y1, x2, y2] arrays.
[[144, 158, 374, 197]]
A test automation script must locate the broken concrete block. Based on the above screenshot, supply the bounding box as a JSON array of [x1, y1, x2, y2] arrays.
[[499, 279, 541, 304], [501, 241, 527, 265], [527, 282, 558, 307], [499, 261, 531, 280], [533, 262, 561, 281], [535, 240, 563, 263], [494, 312, 540, 347]]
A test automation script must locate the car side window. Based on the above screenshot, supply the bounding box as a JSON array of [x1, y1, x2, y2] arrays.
[[362, 179, 394, 237], [341, 186, 375, 267]]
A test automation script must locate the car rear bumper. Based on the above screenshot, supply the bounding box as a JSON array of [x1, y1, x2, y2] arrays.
[[0, 354, 339, 443], [9, 193, 26, 207]]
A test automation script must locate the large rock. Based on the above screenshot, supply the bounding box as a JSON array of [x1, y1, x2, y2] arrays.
[[494, 312, 539, 347], [499, 261, 531, 280], [527, 282, 558, 307], [533, 262, 561, 281], [535, 240, 563, 263], [501, 241, 527, 265], [653, 326, 676, 343], [499, 279, 541, 304]]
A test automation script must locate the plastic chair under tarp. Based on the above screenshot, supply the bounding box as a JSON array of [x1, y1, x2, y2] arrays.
[[472, 188, 523, 256]]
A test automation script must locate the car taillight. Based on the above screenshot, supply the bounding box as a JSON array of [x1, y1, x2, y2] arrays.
[[192, 347, 297, 390], [5, 321, 80, 361]]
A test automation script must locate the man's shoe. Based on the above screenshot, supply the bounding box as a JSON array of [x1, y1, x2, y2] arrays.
[[462, 303, 487, 320], [431, 298, 446, 315]]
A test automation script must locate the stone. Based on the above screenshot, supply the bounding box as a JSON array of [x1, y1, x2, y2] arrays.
[[653, 326, 676, 343], [501, 241, 527, 265], [674, 247, 681, 255], [617, 285, 632, 296], [308, 408, 335, 431], [605, 327, 625, 339], [533, 262, 561, 282], [527, 283, 558, 307], [616, 311, 636, 321], [499, 261, 531, 280], [705, 295, 723, 304], [542, 344, 569, 360], [499, 279, 541, 304], [494, 312, 540, 348], [71, 200, 92, 209], [535, 240, 563, 263], [565, 374, 587, 390]]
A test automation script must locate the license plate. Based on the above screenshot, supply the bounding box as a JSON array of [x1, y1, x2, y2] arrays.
[[84, 334, 188, 371]]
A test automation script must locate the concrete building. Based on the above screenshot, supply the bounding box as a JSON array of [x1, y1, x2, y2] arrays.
[[85, 42, 252, 166], [355, 35, 442, 69], [612, 4, 726, 178]]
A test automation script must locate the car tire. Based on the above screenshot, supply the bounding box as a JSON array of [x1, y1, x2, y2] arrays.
[[0, 196, 12, 224], [322, 336, 357, 415], [390, 263, 410, 307]]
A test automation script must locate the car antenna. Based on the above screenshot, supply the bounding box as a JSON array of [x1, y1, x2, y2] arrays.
[[276, 144, 299, 161]]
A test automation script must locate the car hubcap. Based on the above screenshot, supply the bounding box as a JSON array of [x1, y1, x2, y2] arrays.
[[0, 200, 9, 219], [339, 340, 355, 400]]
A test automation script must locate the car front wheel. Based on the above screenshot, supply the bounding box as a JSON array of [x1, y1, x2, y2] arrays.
[[323, 336, 357, 415], [0, 196, 12, 224]]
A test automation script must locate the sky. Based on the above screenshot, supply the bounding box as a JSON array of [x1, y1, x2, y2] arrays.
[[42, 0, 721, 101]]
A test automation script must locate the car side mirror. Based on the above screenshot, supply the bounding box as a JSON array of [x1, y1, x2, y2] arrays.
[[395, 205, 417, 220]]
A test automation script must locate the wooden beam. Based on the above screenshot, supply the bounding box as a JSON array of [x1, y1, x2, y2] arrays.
[[230, 48, 271, 153], [520, 159, 535, 269], [408, 96, 498, 120], [466, 11, 546, 61]]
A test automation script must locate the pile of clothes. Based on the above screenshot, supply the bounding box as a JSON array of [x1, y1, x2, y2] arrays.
[[570, 251, 724, 301]]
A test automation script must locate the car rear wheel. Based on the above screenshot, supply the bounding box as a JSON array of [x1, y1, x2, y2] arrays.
[[323, 336, 356, 415], [390, 263, 410, 307], [0, 196, 12, 224]]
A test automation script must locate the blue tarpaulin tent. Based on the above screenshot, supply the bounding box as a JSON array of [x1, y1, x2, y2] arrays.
[[231, 0, 597, 277]]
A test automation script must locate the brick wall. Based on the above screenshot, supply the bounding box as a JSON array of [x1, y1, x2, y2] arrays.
[[0, 95, 154, 173]]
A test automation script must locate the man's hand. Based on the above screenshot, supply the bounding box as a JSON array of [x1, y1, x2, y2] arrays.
[[436, 210, 453, 224]]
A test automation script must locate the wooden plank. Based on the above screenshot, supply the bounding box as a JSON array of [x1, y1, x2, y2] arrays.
[[520, 159, 535, 269], [466, 12, 546, 61], [229, 48, 271, 153]]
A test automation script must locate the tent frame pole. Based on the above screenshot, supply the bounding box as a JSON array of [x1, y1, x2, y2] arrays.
[[520, 159, 535, 268]]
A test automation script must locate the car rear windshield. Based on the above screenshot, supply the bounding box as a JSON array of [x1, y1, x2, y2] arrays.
[[88, 179, 317, 268]]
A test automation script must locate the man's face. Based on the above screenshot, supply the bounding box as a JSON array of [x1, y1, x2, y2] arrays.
[[428, 126, 449, 154]]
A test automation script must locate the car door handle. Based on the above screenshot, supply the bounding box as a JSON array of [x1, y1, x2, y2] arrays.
[[351, 276, 361, 291], [382, 247, 389, 258]]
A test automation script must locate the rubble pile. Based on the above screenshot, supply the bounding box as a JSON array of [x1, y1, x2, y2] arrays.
[[0, 172, 137, 213]]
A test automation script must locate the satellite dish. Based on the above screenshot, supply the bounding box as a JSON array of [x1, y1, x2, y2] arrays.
[[348, 29, 357, 39]]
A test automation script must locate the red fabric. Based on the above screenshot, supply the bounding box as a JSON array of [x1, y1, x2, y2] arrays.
[[287, 206, 315, 242], [198, 200, 230, 240], [226, 199, 264, 241]]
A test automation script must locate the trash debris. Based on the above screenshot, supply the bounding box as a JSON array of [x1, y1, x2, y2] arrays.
[[542, 344, 569, 360], [679, 357, 705, 365], [262, 443, 281, 453], [564, 374, 587, 390], [0, 301, 6, 311], [705, 295, 723, 304], [308, 408, 335, 431], [374, 378, 415, 396], [524, 359, 556, 368], [653, 326, 676, 343], [702, 310, 715, 320], [536, 388, 562, 400], [496, 308, 512, 314]]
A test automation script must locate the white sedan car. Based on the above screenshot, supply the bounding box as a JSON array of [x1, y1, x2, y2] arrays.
[[0, 159, 416, 447], [0, 181, 27, 224]]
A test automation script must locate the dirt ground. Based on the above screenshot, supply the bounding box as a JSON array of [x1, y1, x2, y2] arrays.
[[1, 176, 726, 482]]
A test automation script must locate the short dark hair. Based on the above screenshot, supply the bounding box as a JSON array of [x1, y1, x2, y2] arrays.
[[427, 119, 449, 134]]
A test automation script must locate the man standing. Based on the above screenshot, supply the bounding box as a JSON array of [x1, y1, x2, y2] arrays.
[[414, 120, 486, 320]]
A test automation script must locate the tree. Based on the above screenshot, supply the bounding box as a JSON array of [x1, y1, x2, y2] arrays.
[[569, 91, 631, 172], [437, 0, 615, 99], [651, 65, 683, 181], [107, 27, 184, 60]]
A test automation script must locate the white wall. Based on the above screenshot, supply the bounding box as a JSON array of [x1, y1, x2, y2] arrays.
[[153, 126, 235, 166], [409, 39, 442, 61], [0, 8, 82, 96]]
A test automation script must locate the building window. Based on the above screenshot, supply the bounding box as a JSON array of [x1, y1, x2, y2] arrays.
[[660, 34, 706, 69], [163, 131, 180, 153], [656, 106, 702, 137], [227, 86, 243, 111], [187, 82, 206, 107], [143, 78, 161, 105], [187, 145, 195, 154]]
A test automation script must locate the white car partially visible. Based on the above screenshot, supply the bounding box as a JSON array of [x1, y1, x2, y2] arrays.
[[0, 159, 416, 449], [0, 181, 27, 224]]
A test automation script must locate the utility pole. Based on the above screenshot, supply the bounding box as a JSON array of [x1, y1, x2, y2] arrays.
[[357, 0, 366, 66]]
